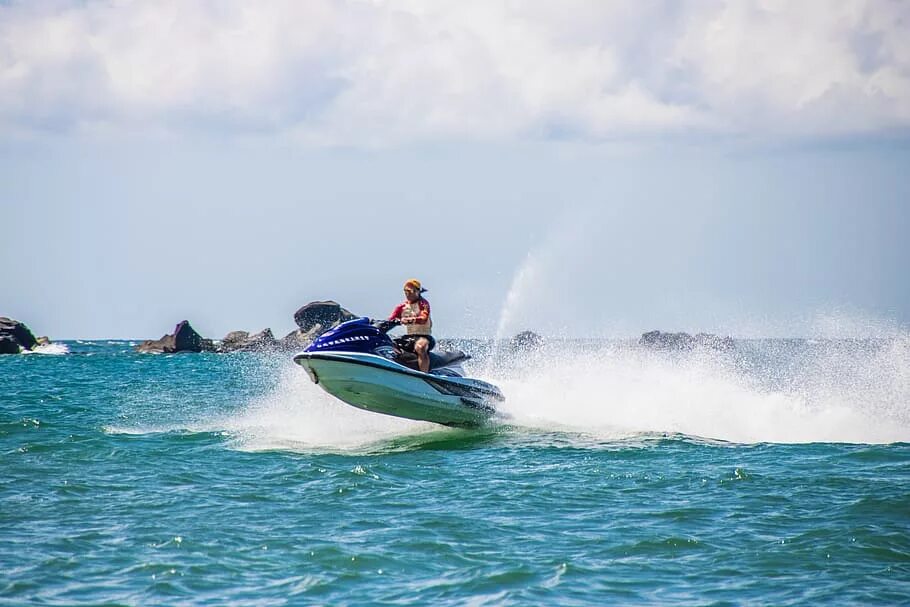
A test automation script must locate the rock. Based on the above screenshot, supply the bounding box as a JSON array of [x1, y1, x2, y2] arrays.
[[510, 330, 543, 351], [36, 336, 51, 346], [221, 331, 250, 350], [172, 320, 204, 352], [0, 317, 38, 352], [281, 325, 333, 351], [136, 320, 205, 353], [245, 328, 276, 350], [133, 302, 358, 354], [294, 301, 356, 332], [693, 332, 735, 351], [218, 328, 277, 352], [640, 330, 734, 352], [640, 330, 691, 350], [281, 329, 310, 350], [284, 301, 358, 350], [0, 334, 21, 354]]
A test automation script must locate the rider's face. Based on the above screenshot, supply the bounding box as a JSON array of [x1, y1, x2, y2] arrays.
[[403, 287, 418, 302]]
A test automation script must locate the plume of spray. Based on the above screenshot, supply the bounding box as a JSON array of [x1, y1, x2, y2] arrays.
[[480, 209, 910, 445], [491, 213, 597, 366], [490, 338, 910, 444], [493, 250, 543, 360]]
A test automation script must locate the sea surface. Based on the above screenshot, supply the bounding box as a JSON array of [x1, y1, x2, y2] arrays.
[[2, 338, 909, 605]]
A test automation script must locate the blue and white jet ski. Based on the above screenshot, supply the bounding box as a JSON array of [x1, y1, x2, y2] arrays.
[[293, 318, 504, 427]]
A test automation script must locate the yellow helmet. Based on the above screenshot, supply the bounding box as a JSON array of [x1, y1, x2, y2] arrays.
[[403, 278, 426, 293]]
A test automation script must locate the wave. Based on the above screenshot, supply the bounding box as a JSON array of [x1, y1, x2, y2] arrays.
[[21, 343, 70, 355]]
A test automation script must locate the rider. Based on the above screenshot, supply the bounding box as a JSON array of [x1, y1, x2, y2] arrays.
[[388, 278, 435, 372]]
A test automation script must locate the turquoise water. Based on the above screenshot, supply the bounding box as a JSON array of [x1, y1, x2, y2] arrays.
[[2, 340, 909, 605]]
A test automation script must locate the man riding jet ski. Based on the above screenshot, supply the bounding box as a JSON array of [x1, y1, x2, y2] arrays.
[[388, 278, 434, 372], [293, 312, 505, 428]]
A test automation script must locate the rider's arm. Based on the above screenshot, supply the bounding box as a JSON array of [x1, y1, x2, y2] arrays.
[[388, 303, 405, 322], [412, 299, 430, 324]]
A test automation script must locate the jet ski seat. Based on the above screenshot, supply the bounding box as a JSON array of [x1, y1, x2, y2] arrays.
[[430, 350, 471, 369], [394, 348, 471, 371]]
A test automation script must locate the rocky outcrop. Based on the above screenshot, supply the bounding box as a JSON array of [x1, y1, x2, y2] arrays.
[[136, 320, 207, 353], [282, 328, 327, 351], [692, 333, 736, 351], [0, 317, 39, 353], [217, 328, 278, 352], [639, 330, 735, 352], [133, 302, 358, 354], [221, 331, 251, 351], [510, 330, 544, 351], [283, 301, 357, 350], [0, 335, 21, 354], [294, 300, 357, 333]]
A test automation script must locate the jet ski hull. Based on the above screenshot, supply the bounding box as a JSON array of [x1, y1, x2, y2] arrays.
[[293, 352, 502, 427]]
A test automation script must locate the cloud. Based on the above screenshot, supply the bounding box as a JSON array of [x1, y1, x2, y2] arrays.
[[1, 0, 907, 143]]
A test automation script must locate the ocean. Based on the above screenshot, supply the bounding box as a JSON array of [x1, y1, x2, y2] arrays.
[[2, 338, 909, 605]]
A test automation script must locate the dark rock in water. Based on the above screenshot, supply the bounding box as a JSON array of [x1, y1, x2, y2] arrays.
[[510, 330, 544, 351], [281, 324, 336, 351], [136, 320, 205, 353], [133, 301, 357, 354], [218, 328, 277, 352], [284, 301, 358, 350], [693, 332, 735, 351], [172, 320, 204, 352], [640, 330, 734, 352], [281, 329, 310, 350], [294, 301, 356, 332], [221, 331, 250, 350], [0, 317, 38, 352], [246, 328, 276, 350], [0, 334, 20, 354], [640, 331, 691, 350]]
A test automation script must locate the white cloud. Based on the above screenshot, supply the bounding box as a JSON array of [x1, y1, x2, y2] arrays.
[[671, 0, 910, 135], [0, 0, 907, 143]]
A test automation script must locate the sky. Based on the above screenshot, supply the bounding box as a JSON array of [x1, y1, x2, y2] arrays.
[[1, 0, 909, 339]]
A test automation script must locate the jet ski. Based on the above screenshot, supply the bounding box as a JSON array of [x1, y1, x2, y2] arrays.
[[293, 318, 504, 427]]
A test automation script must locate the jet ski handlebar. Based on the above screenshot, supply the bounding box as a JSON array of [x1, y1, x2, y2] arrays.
[[371, 318, 401, 333]]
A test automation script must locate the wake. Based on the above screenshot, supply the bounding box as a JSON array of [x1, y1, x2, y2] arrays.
[[491, 338, 910, 444]]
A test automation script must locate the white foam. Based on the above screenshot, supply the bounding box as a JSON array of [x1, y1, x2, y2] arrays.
[[196, 335, 910, 451], [103, 424, 206, 436], [218, 362, 441, 453], [490, 340, 910, 445], [21, 343, 70, 355]]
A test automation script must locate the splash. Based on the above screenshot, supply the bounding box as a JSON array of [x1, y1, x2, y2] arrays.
[[494, 250, 542, 350], [493, 218, 586, 346], [212, 335, 910, 451], [218, 362, 445, 453], [189, 315, 910, 450], [21, 343, 70, 355], [493, 337, 910, 445]]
